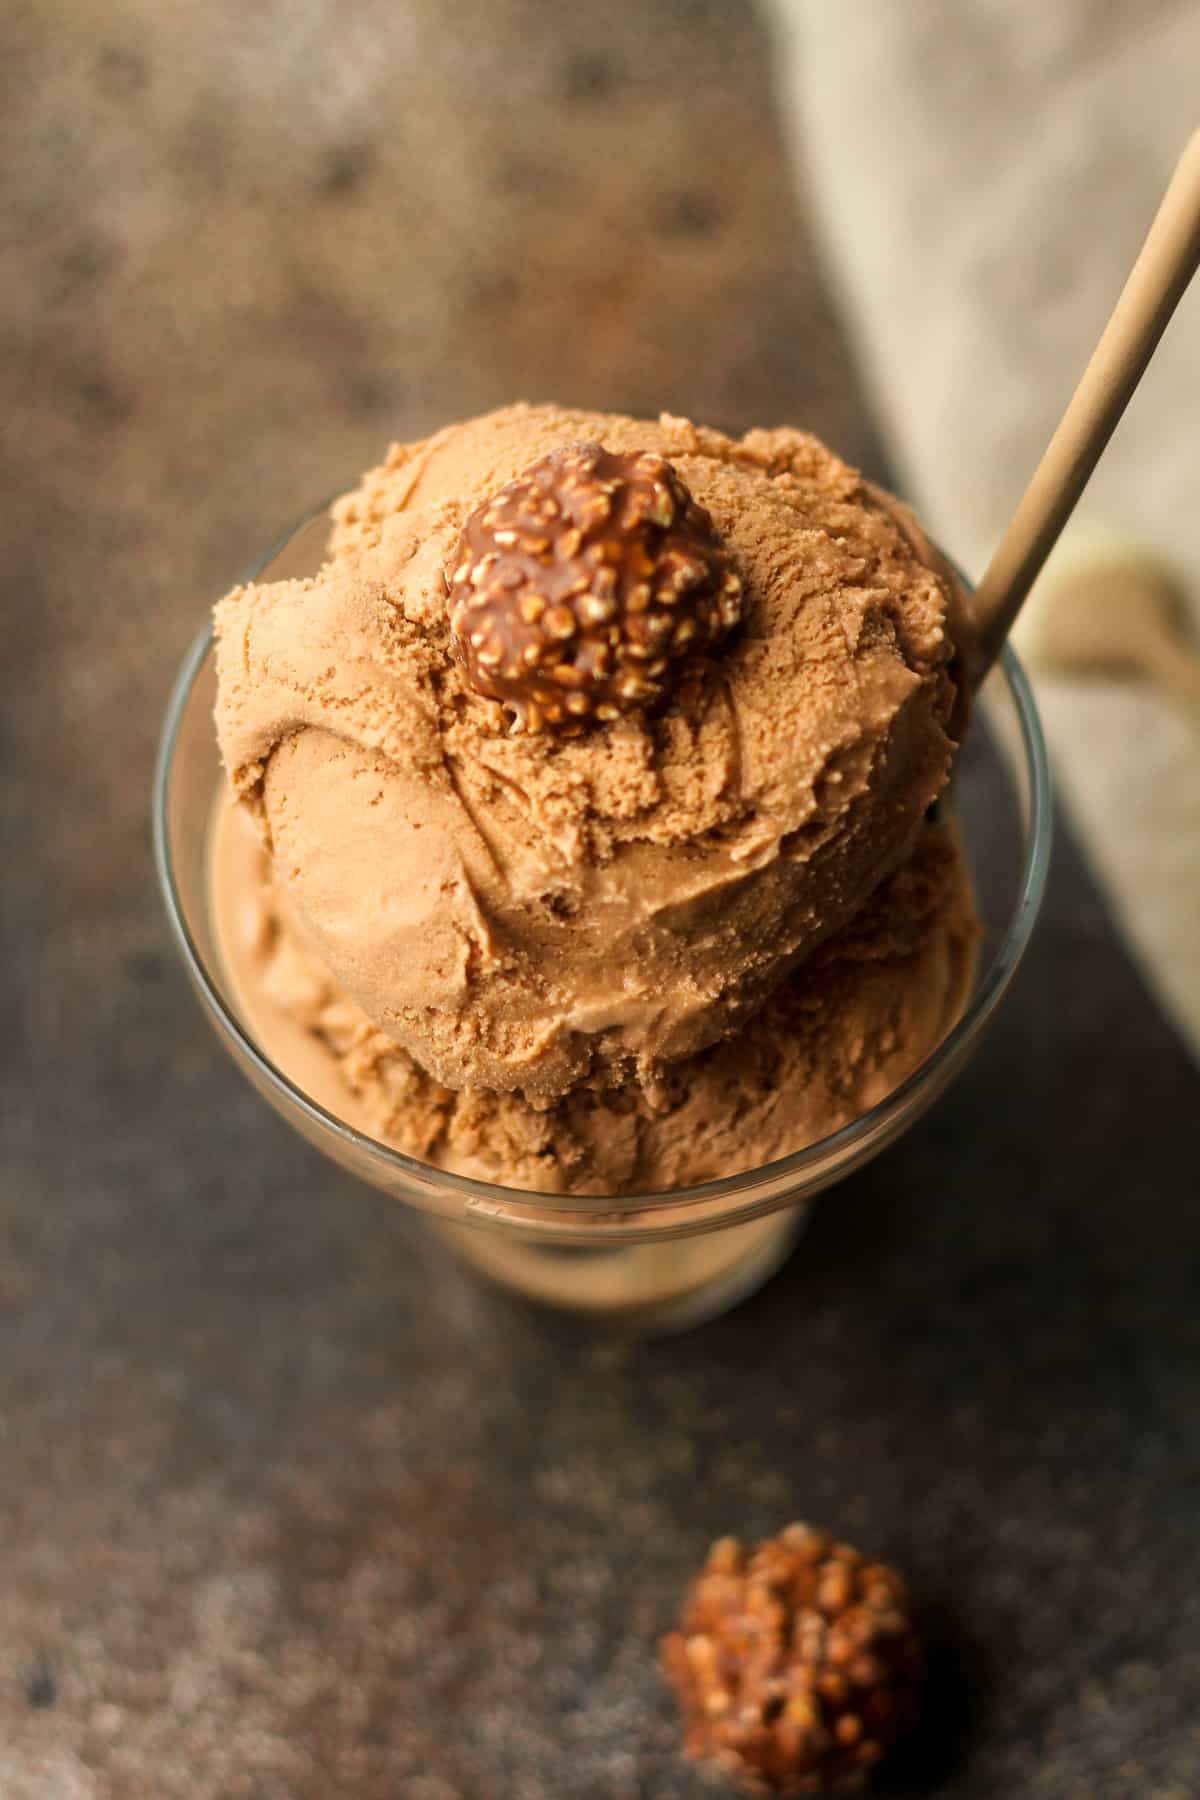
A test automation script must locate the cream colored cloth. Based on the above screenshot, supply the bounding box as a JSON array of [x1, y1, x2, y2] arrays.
[[763, 0, 1200, 1060]]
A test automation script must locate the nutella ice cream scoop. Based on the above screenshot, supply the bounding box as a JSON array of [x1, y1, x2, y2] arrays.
[[215, 403, 964, 1098], [214, 811, 977, 1195]]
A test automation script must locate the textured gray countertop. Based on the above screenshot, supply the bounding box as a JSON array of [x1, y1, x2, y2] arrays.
[[5, 2, 1200, 1795]]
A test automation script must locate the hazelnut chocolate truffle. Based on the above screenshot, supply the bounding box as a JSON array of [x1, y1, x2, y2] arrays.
[[661, 1525, 924, 1795], [215, 403, 963, 1099], [445, 441, 743, 733]]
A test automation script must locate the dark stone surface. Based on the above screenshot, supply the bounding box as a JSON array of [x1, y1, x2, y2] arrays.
[[4, 2, 1200, 1796]]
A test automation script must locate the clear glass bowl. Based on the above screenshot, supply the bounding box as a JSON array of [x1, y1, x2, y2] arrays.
[[153, 507, 1052, 1332]]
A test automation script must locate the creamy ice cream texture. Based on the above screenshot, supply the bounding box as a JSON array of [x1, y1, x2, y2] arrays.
[[215, 403, 963, 1103], [212, 802, 976, 1193]]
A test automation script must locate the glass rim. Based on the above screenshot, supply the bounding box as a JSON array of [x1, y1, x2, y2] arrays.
[[153, 516, 1053, 1220]]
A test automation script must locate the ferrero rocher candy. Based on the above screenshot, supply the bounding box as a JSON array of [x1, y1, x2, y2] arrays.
[[661, 1524, 924, 1794], [444, 441, 743, 732]]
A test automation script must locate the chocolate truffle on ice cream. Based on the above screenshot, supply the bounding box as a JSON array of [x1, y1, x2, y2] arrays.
[[445, 441, 744, 733]]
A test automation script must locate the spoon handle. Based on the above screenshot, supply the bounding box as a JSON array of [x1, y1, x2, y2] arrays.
[[973, 130, 1200, 677]]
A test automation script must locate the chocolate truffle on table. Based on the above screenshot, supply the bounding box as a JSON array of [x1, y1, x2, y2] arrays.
[[661, 1524, 924, 1794]]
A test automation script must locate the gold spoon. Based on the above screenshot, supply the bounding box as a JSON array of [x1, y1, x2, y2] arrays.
[[1020, 554, 1200, 719]]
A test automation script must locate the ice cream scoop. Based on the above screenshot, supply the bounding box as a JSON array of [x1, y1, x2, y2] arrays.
[[211, 804, 978, 1194], [214, 404, 964, 1099]]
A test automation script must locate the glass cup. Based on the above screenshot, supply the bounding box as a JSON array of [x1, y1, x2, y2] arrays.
[[154, 507, 1051, 1333]]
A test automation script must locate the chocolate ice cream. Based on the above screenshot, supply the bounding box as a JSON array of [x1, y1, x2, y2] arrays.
[[210, 802, 977, 1193], [215, 403, 963, 1103]]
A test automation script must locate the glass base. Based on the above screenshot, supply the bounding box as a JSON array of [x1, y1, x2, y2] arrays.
[[433, 1207, 807, 1335]]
